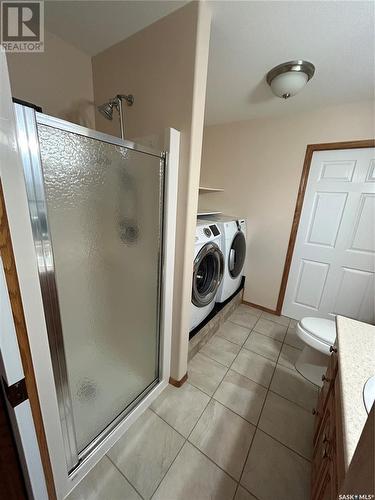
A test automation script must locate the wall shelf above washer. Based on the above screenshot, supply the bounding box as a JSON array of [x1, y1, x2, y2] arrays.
[[197, 211, 222, 217], [199, 186, 224, 193]]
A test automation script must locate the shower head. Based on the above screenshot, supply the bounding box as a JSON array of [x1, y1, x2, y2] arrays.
[[97, 94, 134, 121], [97, 101, 116, 120], [97, 94, 134, 139]]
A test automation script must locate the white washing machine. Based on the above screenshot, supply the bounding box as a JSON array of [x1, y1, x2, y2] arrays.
[[190, 221, 224, 331], [201, 215, 247, 303]]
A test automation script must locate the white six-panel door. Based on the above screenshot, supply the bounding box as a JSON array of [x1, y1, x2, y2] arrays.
[[283, 147, 375, 324]]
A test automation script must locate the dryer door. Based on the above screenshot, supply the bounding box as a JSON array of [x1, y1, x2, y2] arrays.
[[228, 231, 246, 278], [192, 243, 224, 307]]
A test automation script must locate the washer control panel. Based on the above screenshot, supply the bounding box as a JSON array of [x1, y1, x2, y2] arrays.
[[195, 223, 221, 244]]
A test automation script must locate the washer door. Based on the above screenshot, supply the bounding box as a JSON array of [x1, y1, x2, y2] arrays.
[[192, 243, 224, 307], [228, 231, 246, 278]]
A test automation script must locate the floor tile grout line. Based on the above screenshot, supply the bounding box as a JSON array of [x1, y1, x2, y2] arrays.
[[78, 319, 242, 500], [190, 335, 258, 499], [214, 325, 279, 390], [186, 440, 244, 485], [151, 340, 245, 498], [149, 437, 186, 500], [258, 311, 291, 328], [215, 322, 293, 364], [194, 320, 268, 500], [239, 482, 262, 500], [187, 378, 215, 398], [148, 406, 188, 441], [253, 427, 312, 463], [210, 393, 264, 428], [181, 310, 304, 498], [193, 312, 315, 440], [106, 454, 146, 500], [219, 323, 302, 368], [187, 323, 258, 498], [231, 428, 257, 500], [194, 349, 237, 367], [267, 387, 318, 413], [150, 341, 240, 498], [79, 310, 297, 500], [206, 311, 309, 495], [225, 312, 290, 342], [240, 342, 282, 363], [229, 366, 272, 391], [146, 399, 209, 500], [236, 320, 287, 491], [215, 331, 251, 347], [247, 329, 284, 345], [196, 347, 239, 369], [234, 304, 292, 329], [213, 316, 291, 350], [245, 322, 313, 461], [191, 308, 312, 496], [251, 326, 287, 341]]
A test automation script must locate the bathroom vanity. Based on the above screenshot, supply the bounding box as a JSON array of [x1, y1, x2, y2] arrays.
[[311, 316, 375, 499]]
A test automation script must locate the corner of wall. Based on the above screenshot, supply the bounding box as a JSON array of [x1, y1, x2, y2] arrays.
[[170, 1, 212, 381]]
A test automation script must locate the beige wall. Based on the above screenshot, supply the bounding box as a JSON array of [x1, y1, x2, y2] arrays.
[[6, 30, 95, 128], [93, 1, 211, 380], [200, 100, 374, 310]]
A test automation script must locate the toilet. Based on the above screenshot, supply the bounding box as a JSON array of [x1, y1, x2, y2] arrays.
[[295, 317, 336, 387]]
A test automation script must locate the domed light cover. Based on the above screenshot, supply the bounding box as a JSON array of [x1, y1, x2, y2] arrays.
[[266, 60, 315, 99]]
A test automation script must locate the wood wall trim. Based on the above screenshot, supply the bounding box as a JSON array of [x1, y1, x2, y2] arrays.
[[0, 388, 28, 499], [0, 182, 56, 500], [169, 373, 188, 387], [276, 139, 375, 315], [242, 300, 277, 315]]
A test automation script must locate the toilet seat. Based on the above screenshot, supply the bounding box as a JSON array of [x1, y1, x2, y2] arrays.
[[297, 317, 336, 355]]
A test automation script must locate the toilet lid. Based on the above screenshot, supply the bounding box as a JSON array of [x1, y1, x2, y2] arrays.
[[300, 317, 336, 344]]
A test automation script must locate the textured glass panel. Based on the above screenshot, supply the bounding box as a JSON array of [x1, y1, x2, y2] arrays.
[[37, 125, 162, 452]]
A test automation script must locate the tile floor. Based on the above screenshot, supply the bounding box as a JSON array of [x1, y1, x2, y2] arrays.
[[67, 306, 318, 500]]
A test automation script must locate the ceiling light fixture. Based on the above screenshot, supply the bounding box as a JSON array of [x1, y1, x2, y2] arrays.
[[266, 60, 315, 99]]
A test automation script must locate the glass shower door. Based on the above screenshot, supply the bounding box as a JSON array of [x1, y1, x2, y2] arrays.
[[17, 105, 164, 471]]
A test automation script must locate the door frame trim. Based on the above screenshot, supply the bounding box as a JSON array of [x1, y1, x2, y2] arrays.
[[276, 139, 375, 316], [0, 181, 56, 499]]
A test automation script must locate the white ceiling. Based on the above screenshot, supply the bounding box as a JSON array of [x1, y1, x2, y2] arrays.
[[205, 1, 375, 124], [45, 1, 375, 125], [45, 1, 187, 56]]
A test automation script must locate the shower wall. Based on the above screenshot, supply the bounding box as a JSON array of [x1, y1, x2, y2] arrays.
[[92, 1, 211, 381], [6, 30, 95, 128]]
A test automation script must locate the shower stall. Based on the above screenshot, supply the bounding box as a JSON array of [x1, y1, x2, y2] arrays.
[[11, 103, 177, 488]]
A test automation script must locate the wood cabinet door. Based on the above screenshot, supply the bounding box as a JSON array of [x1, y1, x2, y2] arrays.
[[312, 396, 333, 494], [313, 352, 337, 444], [314, 460, 336, 500]]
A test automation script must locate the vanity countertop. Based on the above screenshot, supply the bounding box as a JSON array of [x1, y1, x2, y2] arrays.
[[336, 315, 375, 469]]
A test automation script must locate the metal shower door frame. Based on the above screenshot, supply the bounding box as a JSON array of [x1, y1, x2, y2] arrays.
[[15, 103, 166, 473]]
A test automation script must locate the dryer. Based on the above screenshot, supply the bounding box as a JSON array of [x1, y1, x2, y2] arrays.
[[202, 215, 247, 303], [190, 221, 224, 331]]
